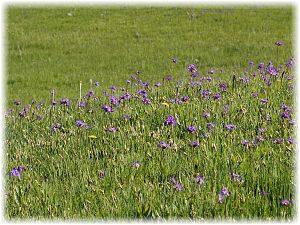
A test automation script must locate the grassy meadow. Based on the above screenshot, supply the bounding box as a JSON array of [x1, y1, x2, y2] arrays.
[[5, 5, 296, 220]]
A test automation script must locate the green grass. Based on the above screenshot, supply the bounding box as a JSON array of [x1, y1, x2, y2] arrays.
[[6, 6, 294, 102], [5, 5, 295, 221]]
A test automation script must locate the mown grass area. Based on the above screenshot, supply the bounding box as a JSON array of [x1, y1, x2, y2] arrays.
[[6, 6, 294, 102], [5, 5, 295, 221]]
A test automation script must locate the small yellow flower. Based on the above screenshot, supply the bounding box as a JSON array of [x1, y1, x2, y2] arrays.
[[161, 102, 170, 107], [88, 135, 97, 139]]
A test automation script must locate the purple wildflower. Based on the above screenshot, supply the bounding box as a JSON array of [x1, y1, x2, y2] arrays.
[[119, 92, 131, 101], [280, 200, 292, 206], [76, 120, 90, 129], [287, 137, 296, 145], [259, 190, 269, 196], [187, 126, 197, 133], [51, 99, 57, 105], [222, 109, 229, 116], [257, 135, 264, 142], [242, 76, 250, 83], [265, 115, 271, 121], [165, 75, 173, 81], [194, 175, 204, 185], [142, 98, 151, 104], [191, 72, 198, 77], [155, 83, 161, 87], [136, 89, 147, 95], [202, 112, 210, 119], [130, 161, 141, 170], [206, 76, 212, 82], [110, 95, 118, 106], [241, 139, 249, 146], [289, 119, 296, 126], [172, 58, 178, 63], [218, 187, 231, 204], [260, 98, 268, 105], [164, 115, 176, 126], [206, 122, 215, 130], [190, 141, 199, 147], [275, 41, 284, 46], [225, 124, 236, 131], [281, 112, 290, 119], [258, 62, 265, 70], [208, 69, 215, 74], [60, 98, 70, 107], [106, 127, 118, 133], [84, 90, 94, 98], [200, 90, 212, 98], [249, 61, 254, 67], [109, 85, 117, 93], [187, 64, 197, 73], [203, 132, 210, 139], [99, 169, 106, 179], [230, 172, 242, 182], [51, 123, 61, 132], [79, 101, 87, 108], [94, 81, 100, 86], [10, 167, 21, 177], [181, 95, 190, 102], [13, 100, 22, 106], [158, 142, 170, 149], [169, 177, 177, 184], [102, 105, 114, 113], [273, 137, 284, 144], [280, 104, 289, 111], [173, 183, 184, 191], [213, 93, 222, 101], [286, 57, 295, 68]]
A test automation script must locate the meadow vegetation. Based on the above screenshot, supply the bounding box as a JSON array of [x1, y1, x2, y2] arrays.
[[5, 5, 295, 220]]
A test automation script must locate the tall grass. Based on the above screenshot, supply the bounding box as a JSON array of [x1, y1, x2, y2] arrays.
[[5, 54, 295, 220]]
